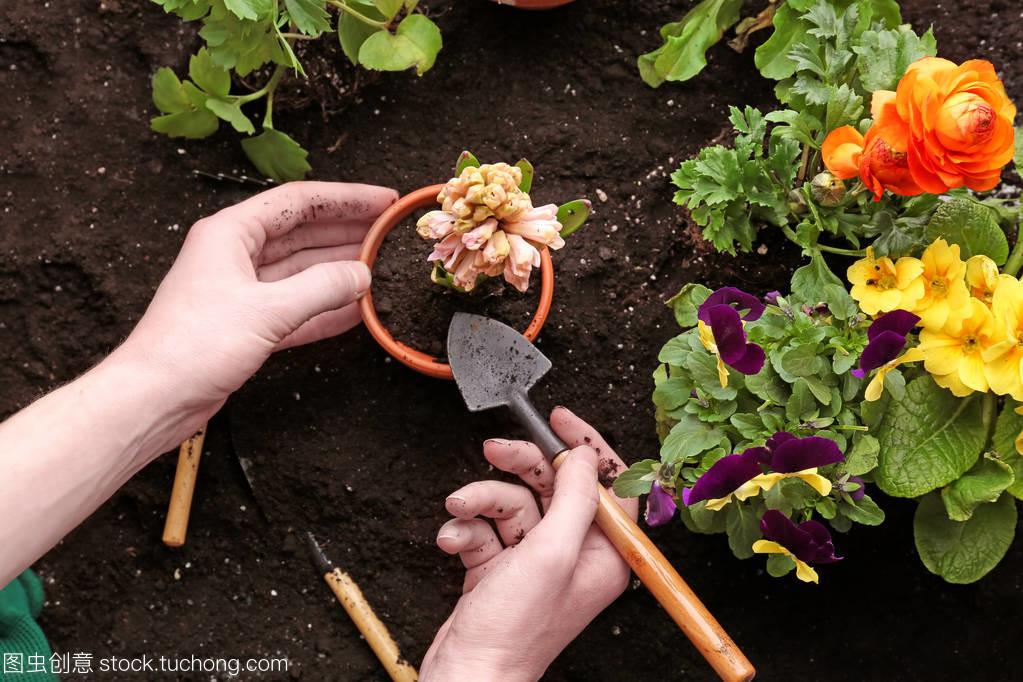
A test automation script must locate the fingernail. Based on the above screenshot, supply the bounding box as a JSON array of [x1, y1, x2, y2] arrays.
[[446, 494, 467, 504], [437, 530, 459, 541], [484, 438, 510, 447], [353, 261, 371, 297]]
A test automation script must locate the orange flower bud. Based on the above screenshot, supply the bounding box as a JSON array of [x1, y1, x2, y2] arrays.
[[821, 126, 864, 180]]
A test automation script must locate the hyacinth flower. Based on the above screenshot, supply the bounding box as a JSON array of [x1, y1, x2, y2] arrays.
[[684, 432, 844, 511], [645, 482, 678, 526], [696, 287, 766, 388], [752, 510, 842, 584], [852, 309, 924, 401], [417, 156, 589, 293]]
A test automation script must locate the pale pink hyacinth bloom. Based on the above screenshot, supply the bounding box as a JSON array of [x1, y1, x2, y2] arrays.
[[416, 210, 458, 240], [462, 218, 499, 250], [504, 234, 542, 293], [502, 204, 566, 250], [428, 233, 465, 270]]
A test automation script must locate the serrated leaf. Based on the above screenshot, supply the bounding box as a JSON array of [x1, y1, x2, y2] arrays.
[[638, 0, 743, 87], [765, 108, 821, 149], [875, 376, 986, 497], [665, 283, 712, 328], [924, 197, 1008, 265], [914, 491, 1016, 584], [855, 25, 937, 92], [992, 400, 1023, 500], [358, 14, 441, 75], [612, 460, 659, 498], [942, 454, 1014, 521], [224, 0, 270, 20], [188, 47, 230, 98], [1015, 126, 1023, 180], [515, 159, 534, 193], [205, 98, 254, 134], [754, 3, 811, 80], [556, 200, 590, 238], [151, 73, 218, 138], [661, 414, 725, 463], [824, 83, 863, 132], [240, 128, 311, 181], [285, 0, 331, 35]]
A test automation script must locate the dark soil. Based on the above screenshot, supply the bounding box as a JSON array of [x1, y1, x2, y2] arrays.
[[2, 0, 1022, 680]]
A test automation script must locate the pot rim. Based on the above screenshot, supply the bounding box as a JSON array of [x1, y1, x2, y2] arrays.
[[358, 183, 554, 380]]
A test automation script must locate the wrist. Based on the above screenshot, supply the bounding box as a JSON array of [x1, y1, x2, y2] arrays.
[[421, 636, 547, 682]]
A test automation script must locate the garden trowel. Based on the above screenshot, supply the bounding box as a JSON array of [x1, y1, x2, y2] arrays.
[[447, 313, 755, 682]]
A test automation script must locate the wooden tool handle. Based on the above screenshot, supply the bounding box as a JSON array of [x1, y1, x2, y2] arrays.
[[323, 568, 419, 682], [554, 453, 755, 682], [162, 427, 206, 547]]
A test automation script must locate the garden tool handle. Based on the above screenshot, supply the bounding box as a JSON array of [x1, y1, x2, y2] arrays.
[[162, 426, 206, 547], [551, 452, 755, 682]]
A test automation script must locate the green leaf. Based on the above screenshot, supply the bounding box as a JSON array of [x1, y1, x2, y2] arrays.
[[726, 503, 763, 559], [686, 351, 737, 400], [942, 454, 1014, 521], [612, 460, 659, 498], [637, 0, 743, 87], [875, 376, 986, 498], [993, 400, 1023, 500], [839, 494, 885, 525], [844, 434, 879, 476], [780, 345, 819, 377], [205, 98, 254, 134], [454, 150, 480, 176], [224, 0, 271, 20], [786, 379, 817, 422], [765, 553, 795, 577], [358, 13, 441, 75], [653, 377, 693, 411], [1015, 126, 1023, 181], [730, 413, 765, 440], [338, 11, 383, 65], [745, 360, 790, 404], [924, 197, 1009, 265], [240, 128, 311, 182], [556, 200, 590, 238], [372, 0, 403, 20], [515, 159, 534, 193], [188, 47, 230, 98], [151, 76, 219, 138], [824, 83, 863, 132], [790, 250, 858, 319], [855, 25, 937, 92], [665, 283, 712, 328], [680, 501, 729, 534], [661, 414, 725, 463], [765, 108, 821, 149], [754, 3, 811, 80], [914, 491, 1016, 584], [802, 375, 832, 405], [285, 0, 331, 35]]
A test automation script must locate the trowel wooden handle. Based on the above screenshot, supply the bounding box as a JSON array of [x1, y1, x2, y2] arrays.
[[553, 452, 756, 682], [323, 568, 419, 682], [162, 426, 206, 547]]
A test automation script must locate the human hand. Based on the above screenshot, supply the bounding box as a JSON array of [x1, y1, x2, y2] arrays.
[[420, 407, 638, 681], [115, 181, 397, 442]]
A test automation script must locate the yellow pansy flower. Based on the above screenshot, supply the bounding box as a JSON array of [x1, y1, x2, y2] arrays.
[[982, 275, 1023, 399], [864, 347, 925, 401], [912, 238, 970, 329], [847, 248, 925, 315], [918, 297, 996, 394]]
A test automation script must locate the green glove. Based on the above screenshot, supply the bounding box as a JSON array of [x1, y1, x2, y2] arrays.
[[0, 570, 58, 680]]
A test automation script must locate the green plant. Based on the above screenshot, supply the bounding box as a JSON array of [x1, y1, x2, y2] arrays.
[[151, 0, 442, 181]]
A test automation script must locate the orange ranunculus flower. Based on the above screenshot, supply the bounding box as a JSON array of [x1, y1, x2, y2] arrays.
[[821, 126, 864, 180], [858, 126, 924, 200], [872, 57, 1017, 194]]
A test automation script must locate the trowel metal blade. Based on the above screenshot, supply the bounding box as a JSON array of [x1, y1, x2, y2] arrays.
[[446, 313, 552, 412]]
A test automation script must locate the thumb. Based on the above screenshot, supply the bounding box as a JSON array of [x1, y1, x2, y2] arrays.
[[528, 446, 600, 557], [263, 260, 371, 330]]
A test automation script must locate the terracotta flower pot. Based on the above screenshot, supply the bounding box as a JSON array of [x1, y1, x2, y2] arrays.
[[358, 184, 554, 380], [489, 0, 576, 7]]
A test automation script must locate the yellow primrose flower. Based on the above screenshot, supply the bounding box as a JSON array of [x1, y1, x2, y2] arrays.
[[965, 254, 1005, 307], [912, 238, 970, 329], [982, 275, 1023, 399], [863, 347, 925, 401], [918, 297, 996, 394], [847, 248, 925, 315]]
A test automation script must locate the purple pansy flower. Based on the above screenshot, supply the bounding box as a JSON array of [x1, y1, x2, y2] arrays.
[[851, 309, 920, 378], [753, 510, 842, 583], [764, 290, 782, 306], [645, 482, 678, 526], [697, 287, 767, 386], [684, 433, 844, 511], [835, 474, 866, 502]]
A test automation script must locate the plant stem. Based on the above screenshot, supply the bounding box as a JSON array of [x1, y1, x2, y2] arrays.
[[796, 144, 811, 184], [981, 392, 998, 448], [327, 0, 389, 28], [279, 32, 317, 40], [779, 222, 865, 257], [1003, 220, 1023, 277], [262, 65, 286, 129]]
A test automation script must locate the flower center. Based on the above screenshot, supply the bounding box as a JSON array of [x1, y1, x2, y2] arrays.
[[963, 335, 979, 353], [930, 277, 948, 298]]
